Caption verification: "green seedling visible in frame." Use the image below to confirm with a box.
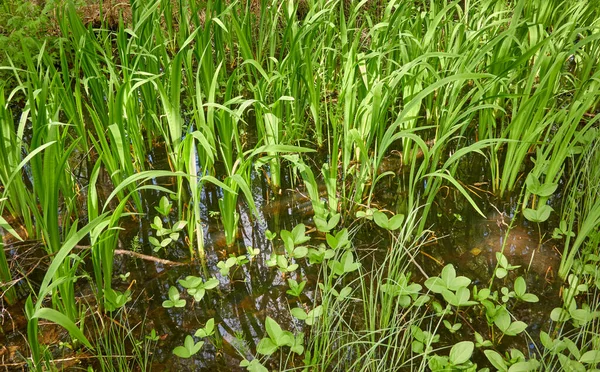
[411,325,440,354]
[500,286,515,303]
[280,224,311,259]
[217,255,248,276]
[239,359,268,372]
[286,279,306,297]
[425,264,472,294]
[246,246,260,259]
[155,196,172,216]
[314,212,341,233]
[493,308,528,337]
[380,275,422,308]
[104,288,131,311]
[484,349,540,372]
[425,264,477,307]
[267,254,298,273]
[355,208,375,220]
[325,229,350,250]
[373,211,405,231]
[291,305,323,326]
[474,332,493,348]
[307,244,335,264]
[552,220,575,239]
[173,335,204,358]
[428,341,476,371]
[146,329,160,342]
[443,320,462,333]
[329,285,353,300]
[513,277,539,303]
[149,216,187,252]
[178,276,219,302]
[473,286,491,302]
[265,230,277,241]
[494,252,521,279]
[163,286,186,308]
[328,251,360,277]
[256,317,303,356]
[194,318,215,338]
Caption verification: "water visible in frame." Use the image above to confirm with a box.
[1,153,566,371]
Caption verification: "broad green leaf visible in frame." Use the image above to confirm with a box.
[449,341,473,365]
[550,307,570,322]
[291,308,308,320]
[256,338,278,355]
[508,360,540,372]
[514,277,526,297]
[168,286,180,301]
[424,277,446,293]
[496,267,508,279]
[373,211,389,229]
[203,278,220,289]
[33,308,93,350]
[484,350,508,372]
[173,346,191,358]
[580,350,600,364]
[506,321,527,335]
[265,317,283,342]
[388,213,405,230]
[523,205,553,223]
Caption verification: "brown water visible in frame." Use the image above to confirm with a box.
[1,158,565,371]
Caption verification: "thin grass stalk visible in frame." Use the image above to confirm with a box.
[0,236,17,305]
[0,87,35,236]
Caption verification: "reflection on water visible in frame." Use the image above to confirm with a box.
[2,159,566,371]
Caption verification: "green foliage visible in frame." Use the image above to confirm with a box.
[178,276,219,302]
[149,197,187,252]
[256,317,303,356]
[1,0,599,370]
[373,211,405,231]
[194,318,215,338]
[172,335,204,359]
[286,278,306,297]
[428,341,476,371]
[290,305,323,326]
[162,287,186,309]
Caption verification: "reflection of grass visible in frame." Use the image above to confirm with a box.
[232,330,251,360]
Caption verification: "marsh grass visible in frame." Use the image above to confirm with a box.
[0,0,599,370]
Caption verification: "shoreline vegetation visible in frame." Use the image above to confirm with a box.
[1,0,599,371]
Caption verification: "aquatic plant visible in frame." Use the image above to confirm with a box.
[0,0,599,370]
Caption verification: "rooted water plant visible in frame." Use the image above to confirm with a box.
[1,0,599,370]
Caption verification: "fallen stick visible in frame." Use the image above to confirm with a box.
[113,249,188,266]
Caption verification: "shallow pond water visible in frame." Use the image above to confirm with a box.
[1,154,566,371]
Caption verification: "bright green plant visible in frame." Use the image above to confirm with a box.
[427,341,476,371]
[280,223,310,259]
[217,255,248,277]
[484,349,540,372]
[162,287,186,309]
[256,316,304,356]
[173,335,204,359]
[286,278,306,297]
[178,276,219,302]
[291,305,323,326]
[150,196,188,252]
[194,318,215,338]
